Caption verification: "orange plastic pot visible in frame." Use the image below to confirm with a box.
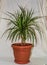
[12,43,33,64]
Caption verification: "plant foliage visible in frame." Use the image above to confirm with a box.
[2,6,42,44]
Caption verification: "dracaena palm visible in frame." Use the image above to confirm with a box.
[3,6,42,45]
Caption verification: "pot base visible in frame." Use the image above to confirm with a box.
[14,60,30,64]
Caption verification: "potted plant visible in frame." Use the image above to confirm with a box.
[2,6,42,64]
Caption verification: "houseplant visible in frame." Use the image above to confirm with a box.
[2,6,42,64]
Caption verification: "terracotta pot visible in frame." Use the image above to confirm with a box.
[12,43,33,64]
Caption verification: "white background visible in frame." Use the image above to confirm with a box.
[0,0,47,59]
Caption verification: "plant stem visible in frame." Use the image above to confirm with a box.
[21,35,25,44]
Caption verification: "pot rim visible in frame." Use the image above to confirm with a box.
[11,43,34,48]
